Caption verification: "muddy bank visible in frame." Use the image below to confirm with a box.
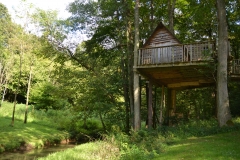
[0,143,76,160]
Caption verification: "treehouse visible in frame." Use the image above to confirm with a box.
[134,22,240,126]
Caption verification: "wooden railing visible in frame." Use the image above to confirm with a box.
[232,59,240,74]
[138,42,215,66]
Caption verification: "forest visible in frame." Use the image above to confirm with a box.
[1,0,240,159]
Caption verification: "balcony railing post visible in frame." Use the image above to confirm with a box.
[172,46,174,64]
[190,45,192,62]
[138,49,141,66]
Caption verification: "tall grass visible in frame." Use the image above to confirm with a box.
[38,141,120,160]
[0,101,75,130]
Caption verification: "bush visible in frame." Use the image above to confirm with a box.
[67,118,104,142]
[104,127,166,160]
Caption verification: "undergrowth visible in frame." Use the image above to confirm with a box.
[159,118,240,140]
[102,118,240,160]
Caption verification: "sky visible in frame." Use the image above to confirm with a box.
[0,0,75,19]
[1,0,88,46]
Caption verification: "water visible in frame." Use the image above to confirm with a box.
[0,144,76,160]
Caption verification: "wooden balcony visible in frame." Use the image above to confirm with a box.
[138,42,215,65]
[135,42,216,89]
[230,59,240,80]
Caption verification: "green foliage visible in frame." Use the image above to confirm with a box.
[104,127,166,160]
[176,88,215,121]
[159,118,240,139]
[30,82,71,110]
[31,108,74,131]
[120,144,149,160]
[229,82,240,116]
[67,118,104,142]
[0,3,12,48]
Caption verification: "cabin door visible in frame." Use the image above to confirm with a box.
[156,41,172,63]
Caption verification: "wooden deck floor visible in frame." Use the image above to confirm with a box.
[135,61,216,89]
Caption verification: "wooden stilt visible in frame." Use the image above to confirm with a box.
[148,81,153,129]
[159,85,164,126]
[167,89,176,125]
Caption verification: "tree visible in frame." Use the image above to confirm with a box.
[32,5,128,129]
[133,0,141,130]
[216,0,232,127]
[0,3,13,107]
[24,58,33,123]
[7,0,37,125]
[168,0,176,34]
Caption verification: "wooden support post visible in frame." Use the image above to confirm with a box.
[171,90,176,117]
[146,81,149,128]
[167,88,171,125]
[167,89,176,126]
[148,81,153,129]
[159,85,164,126]
[153,86,157,128]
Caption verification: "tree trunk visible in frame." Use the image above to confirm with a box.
[168,0,176,34]
[128,36,134,130]
[216,0,232,127]
[150,0,154,31]
[24,60,33,124]
[133,0,141,130]
[11,49,23,126]
[121,56,130,133]
[99,112,106,131]
[0,81,7,108]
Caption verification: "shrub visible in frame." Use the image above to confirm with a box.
[0,145,5,153]
[104,127,166,160]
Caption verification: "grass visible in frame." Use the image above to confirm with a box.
[0,102,69,153]
[154,131,240,160]
[37,131,240,160]
[37,141,120,160]
[36,118,240,160]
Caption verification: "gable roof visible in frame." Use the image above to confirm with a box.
[143,22,181,48]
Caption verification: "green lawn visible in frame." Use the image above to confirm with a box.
[154,131,240,160]
[0,102,69,153]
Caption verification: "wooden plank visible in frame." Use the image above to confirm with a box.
[167,81,200,88]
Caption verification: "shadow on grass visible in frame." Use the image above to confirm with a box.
[155,131,240,160]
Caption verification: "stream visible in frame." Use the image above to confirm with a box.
[0,144,76,160]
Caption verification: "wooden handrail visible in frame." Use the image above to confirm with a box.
[232,59,240,74]
[138,42,215,66]
[139,41,216,49]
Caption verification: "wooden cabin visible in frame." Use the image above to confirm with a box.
[134,22,240,126]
